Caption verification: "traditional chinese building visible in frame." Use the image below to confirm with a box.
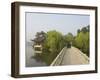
[32,31,46,54]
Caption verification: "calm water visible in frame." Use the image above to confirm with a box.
[25,42,47,67]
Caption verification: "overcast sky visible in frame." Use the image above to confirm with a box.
[25,12,89,42]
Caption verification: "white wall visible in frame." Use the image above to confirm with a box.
[0,0,100,80]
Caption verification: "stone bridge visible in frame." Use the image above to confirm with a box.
[50,46,89,66]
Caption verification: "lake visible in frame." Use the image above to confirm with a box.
[25,42,47,67]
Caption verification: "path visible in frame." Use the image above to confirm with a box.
[61,46,89,65]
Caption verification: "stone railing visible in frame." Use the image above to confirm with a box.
[50,47,67,66]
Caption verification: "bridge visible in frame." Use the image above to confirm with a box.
[50,46,89,66]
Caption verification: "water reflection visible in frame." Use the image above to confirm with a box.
[25,42,47,67]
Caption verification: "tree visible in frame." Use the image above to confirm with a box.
[74,26,89,56]
[81,27,88,33]
[87,25,90,32]
[77,29,80,34]
[46,30,65,53]
[33,31,46,45]
[41,30,65,64]
[64,33,74,43]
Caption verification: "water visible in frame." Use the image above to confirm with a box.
[25,42,47,67]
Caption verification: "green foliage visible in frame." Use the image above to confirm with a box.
[64,33,74,43]
[47,30,65,52]
[81,27,87,33]
[77,29,80,34]
[73,25,89,56]
[41,30,65,65]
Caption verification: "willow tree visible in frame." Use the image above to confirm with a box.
[41,30,65,65]
[74,25,89,56]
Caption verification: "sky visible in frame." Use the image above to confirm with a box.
[25,12,89,42]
